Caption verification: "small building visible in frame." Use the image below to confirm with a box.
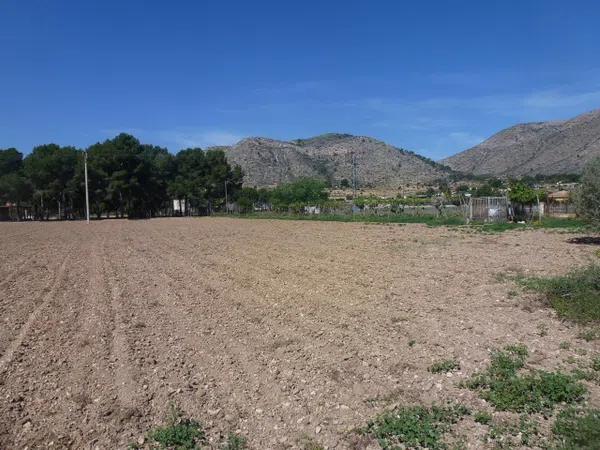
[547,190,571,203]
[546,190,576,218]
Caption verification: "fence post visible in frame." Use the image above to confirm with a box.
[469,197,473,223]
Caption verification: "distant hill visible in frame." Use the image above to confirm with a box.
[213,134,451,188]
[442,109,600,177]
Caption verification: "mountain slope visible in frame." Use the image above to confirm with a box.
[442,109,600,176]
[218,134,451,187]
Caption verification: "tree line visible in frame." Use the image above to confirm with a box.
[0,133,243,220]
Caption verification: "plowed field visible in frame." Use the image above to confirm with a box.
[0,218,598,449]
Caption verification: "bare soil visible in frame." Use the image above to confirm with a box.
[0,218,598,449]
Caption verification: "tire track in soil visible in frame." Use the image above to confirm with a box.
[131,222,385,445]
[146,221,393,364]
[0,254,40,290]
[123,224,311,443]
[99,224,143,417]
[0,246,73,374]
[143,221,467,428]
[124,227,275,403]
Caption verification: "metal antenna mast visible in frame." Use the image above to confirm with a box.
[84,151,90,223]
[351,151,358,199]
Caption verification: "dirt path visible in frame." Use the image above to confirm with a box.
[0,218,598,449]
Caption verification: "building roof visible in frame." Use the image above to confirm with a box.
[548,190,570,199]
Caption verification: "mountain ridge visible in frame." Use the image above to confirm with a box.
[212,134,451,188]
[441,109,600,177]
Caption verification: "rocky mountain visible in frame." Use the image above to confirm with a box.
[442,109,600,177]
[215,134,450,188]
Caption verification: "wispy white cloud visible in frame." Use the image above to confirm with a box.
[447,131,485,148]
[522,89,600,109]
[98,127,244,150]
[159,129,243,148]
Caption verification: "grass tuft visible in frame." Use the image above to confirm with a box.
[519,264,600,323]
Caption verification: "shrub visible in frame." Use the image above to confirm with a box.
[575,157,600,226]
[270,178,328,210]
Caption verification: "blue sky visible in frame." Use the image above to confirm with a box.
[1,1,600,159]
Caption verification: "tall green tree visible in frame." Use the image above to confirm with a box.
[23,144,80,219]
[0,148,23,175]
[576,157,600,226]
[270,178,328,211]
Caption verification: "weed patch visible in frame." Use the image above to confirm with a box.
[146,404,205,450]
[363,404,469,450]
[473,411,492,425]
[487,415,541,448]
[578,327,600,341]
[465,345,586,413]
[552,408,600,449]
[140,404,247,450]
[519,264,600,323]
[222,433,247,450]
[429,359,460,374]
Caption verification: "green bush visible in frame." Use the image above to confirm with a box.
[270,178,328,210]
[575,157,600,226]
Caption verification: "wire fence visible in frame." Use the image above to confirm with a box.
[467,197,509,223]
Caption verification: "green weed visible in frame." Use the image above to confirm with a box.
[488,415,541,448]
[578,327,600,341]
[222,433,247,450]
[147,404,205,450]
[363,404,469,450]
[552,408,600,449]
[473,411,492,425]
[465,345,586,413]
[429,359,460,374]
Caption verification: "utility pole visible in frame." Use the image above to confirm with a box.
[84,151,90,223]
[224,179,228,214]
[351,151,358,200]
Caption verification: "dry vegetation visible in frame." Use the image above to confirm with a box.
[0,218,599,449]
